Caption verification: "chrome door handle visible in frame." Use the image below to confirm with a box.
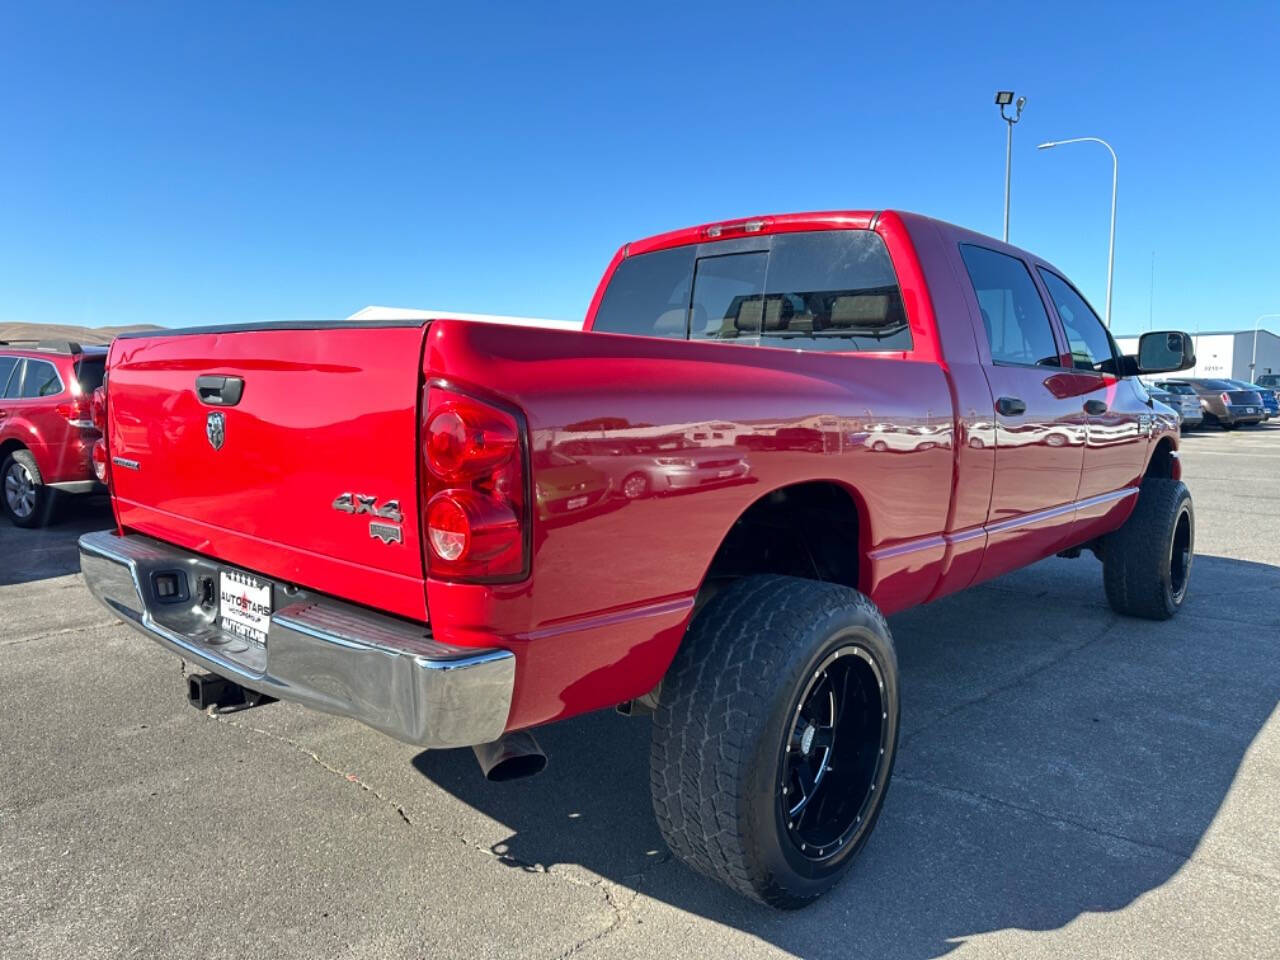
[1083,399,1108,415]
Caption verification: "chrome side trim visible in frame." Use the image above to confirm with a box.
[78,530,514,748]
[868,486,1140,560]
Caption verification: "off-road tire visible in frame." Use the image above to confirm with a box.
[1102,478,1193,620]
[2,449,53,528]
[650,575,900,908]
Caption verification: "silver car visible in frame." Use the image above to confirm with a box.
[1149,380,1204,429]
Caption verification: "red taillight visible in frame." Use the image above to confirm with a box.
[1220,392,1232,406]
[91,386,107,431]
[422,386,528,581]
[91,386,110,486]
[91,439,108,482]
[424,401,517,480]
[55,395,93,428]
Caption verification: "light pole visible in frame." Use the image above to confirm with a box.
[1038,136,1117,328]
[1251,314,1280,378]
[995,92,1026,242]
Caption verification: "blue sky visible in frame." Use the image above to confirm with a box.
[3,1,1277,337]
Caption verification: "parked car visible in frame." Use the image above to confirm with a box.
[1255,373,1280,391]
[531,448,611,520]
[1148,380,1205,428]
[1228,380,1279,420]
[555,435,751,499]
[1182,378,1266,429]
[0,339,106,527]
[79,210,1197,909]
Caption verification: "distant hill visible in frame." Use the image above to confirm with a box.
[0,321,165,346]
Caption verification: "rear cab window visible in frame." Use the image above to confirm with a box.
[759,231,911,351]
[592,230,912,353]
[592,247,695,339]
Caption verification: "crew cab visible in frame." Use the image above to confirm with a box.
[1,340,106,527]
[78,211,1197,908]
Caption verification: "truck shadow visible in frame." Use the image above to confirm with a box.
[412,552,1279,959]
[0,494,112,586]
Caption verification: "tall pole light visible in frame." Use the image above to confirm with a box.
[1038,136,1117,328]
[1251,314,1280,377]
[995,92,1026,242]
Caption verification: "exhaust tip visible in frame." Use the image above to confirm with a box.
[486,752,548,782]
[472,730,547,782]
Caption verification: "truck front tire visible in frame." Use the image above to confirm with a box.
[650,575,900,908]
[1102,478,1194,620]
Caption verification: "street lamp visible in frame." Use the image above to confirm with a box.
[1038,136,1117,328]
[995,91,1026,242]
[1251,314,1280,377]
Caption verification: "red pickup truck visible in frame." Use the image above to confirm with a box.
[79,210,1197,908]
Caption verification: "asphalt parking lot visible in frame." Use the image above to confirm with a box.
[3,427,1278,960]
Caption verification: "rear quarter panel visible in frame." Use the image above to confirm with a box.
[424,319,956,730]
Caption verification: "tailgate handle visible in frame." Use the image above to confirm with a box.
[196,375,245,406]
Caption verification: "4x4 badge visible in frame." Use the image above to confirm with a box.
[206,412,225,451]
[332,492,402,522]
[332,492,404,544]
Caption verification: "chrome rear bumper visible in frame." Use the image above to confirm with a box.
[78,530,514,748]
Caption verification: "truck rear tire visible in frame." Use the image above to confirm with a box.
[2,450,53,529]
[1102,478,1193,620]
[650,575,899,908]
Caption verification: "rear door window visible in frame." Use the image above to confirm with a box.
[592,246,695,338]
[761,230,911,351]
[689,252,768,341]
[959,245,1060,367]
[20,359,63,397]
[0,357,17,397]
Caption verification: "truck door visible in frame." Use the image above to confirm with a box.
[1036,268,1148,527]
[957,244,1086,581]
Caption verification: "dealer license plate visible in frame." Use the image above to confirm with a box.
[219,570,272,646]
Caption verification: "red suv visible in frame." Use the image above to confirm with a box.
[0,340,107,527]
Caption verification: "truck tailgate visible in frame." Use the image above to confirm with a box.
[105,325,429,621]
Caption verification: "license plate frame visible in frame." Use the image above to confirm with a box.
[219,569,273,647]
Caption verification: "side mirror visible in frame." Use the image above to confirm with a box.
[1135,331,1195,374]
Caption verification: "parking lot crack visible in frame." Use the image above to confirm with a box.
[546,875,644,960]
[1,620,117,647]
[204,711,656,910]
[208,712,420,828]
